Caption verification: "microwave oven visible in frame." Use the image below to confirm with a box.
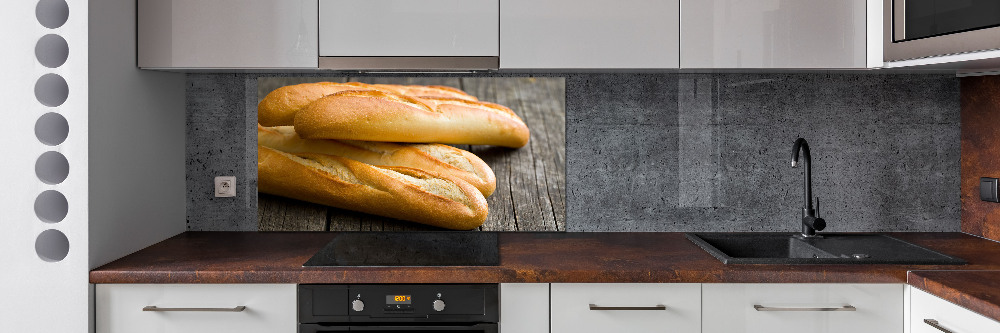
[884,0,1000,62]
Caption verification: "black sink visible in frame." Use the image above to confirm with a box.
[686,233,966,265]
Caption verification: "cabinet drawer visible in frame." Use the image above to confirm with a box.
[96,284,296,333]
[550,283,700,333]
[319,0,499,57]
[702,283,902,333]
[911,287,1000,333]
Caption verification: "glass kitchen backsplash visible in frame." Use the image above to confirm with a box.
[186,73,959,233]
[255,77,566,232]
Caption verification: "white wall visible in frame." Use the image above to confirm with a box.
[0,0,90,331]
[88,0,186,271]
[0,0,185,331]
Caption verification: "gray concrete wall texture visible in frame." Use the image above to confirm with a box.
[187,73,960,232]
[186,74,259,231]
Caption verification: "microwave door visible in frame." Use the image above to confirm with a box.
[884,0,1000,61]
[895,0,1000,42]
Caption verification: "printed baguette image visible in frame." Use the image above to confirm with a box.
[256,77,565,232]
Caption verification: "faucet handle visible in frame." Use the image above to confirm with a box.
[815,197,820,218]
[812,216,827,231]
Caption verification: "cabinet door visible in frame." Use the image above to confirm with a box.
[501,0,680,69]
[319,0,499,57]
[550,283,700,333]
[137,0,318,69]
[681,0,868,68]
[500,284,549,333]
[96,284,297,333]
[911,287,1000,333]
[702,284,902,333]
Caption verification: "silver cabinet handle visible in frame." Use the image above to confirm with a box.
[924,319,955,333]
[753,305,856,312]
[143,306,246,312]
[589,304,666,311]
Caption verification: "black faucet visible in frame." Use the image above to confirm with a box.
[791,138,826,238]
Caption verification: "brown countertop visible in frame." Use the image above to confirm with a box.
[908,270,1000,323]
[91,231,1000,284]
[91,232,1000,321]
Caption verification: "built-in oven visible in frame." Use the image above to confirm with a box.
[299,284,498,333]
[884,0,1000,61]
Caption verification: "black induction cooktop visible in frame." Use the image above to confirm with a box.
[303,232,500,267]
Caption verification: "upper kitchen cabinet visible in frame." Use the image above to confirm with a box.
[318,0,500,70]
[681,0,881,69]
[138,0,318,69]
[500,0,680,69]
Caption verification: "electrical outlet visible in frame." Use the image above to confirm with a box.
[981,177,999,202]
[215,176,236,198]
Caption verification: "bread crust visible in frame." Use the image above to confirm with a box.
[258,146,488,230]
[258,82,477,126]
[369,84,478,101]
[258,125,496,196]
[294,90,531,148]
[258,82,371,126]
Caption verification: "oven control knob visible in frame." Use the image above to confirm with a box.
[432,299,446,312]
[352,299,364,312]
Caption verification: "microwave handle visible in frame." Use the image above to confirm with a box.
[893,0,906,41]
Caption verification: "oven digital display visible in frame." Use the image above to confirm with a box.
[386,295,412,304]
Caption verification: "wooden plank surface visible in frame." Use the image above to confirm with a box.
[257,194,327,231]
[256,77,566,231]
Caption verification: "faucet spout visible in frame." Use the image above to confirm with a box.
[791,138,812,210]
[791,138,825,237]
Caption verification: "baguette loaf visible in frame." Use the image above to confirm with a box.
[258,82,477,126]
[258,124,496,196]
[294,90,531,148]
[369,84,478,101]
[258,145,488,230]
[258,82,370,126]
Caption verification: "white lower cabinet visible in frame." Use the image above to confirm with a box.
[96,282,1000,333]
[702,283,903,333]
[95,284,297,333]
[550,283,702,333]
[910,287,1000,333]
[500,283,549,333]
